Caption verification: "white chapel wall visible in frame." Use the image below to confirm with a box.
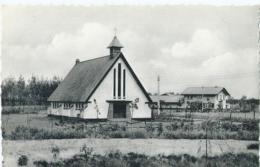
[82,57,151,119]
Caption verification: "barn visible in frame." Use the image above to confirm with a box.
[47,36,152,120]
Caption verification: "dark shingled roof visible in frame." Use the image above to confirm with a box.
[48,53,152,103]
[181,87,230,96]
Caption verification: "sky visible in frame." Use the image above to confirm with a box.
[1,5,259,98]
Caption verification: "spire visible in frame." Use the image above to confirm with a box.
[107,36,124,48]
[107,35,123,58]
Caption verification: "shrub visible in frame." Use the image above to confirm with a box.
[109,131,125,138]
[33,160,48,167]
[145,123,155,133]
[247,143,259,150]
[18,155,28,166]
[105,159,128,167]
[33,152,259,167]
[157,123,163,136]
[51,146,60,161]
[80,144,93,160]
[9,126,87,140]
[166,122,179,131]
[242,121,258,131]
[131,130,147,139]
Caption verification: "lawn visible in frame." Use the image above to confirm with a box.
[159,110,260,121]
[2,108,259,166]
[2,110,259,140]
[2,138,259,167]
[2,112,56,135]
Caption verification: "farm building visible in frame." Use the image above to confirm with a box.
[181,86,230,110]
[47,36,152,120]
[150,95,184,114]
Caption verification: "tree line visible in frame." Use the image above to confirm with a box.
[1,75,62,106]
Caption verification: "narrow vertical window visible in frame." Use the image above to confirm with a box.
[113,68,116,99]
[123,69,126,99]
[118,63,121,99]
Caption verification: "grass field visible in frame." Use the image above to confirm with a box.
[2,112,56,135]
[2,109,258,133]
[3,138,258,167]
[2,105,47,114]
[159,110,260,121]
[2,109,259,141]
[2,108,259,166]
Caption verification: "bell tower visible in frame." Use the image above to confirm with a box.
[107,35,123,58]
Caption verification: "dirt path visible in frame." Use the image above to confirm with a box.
[3,139,258,167]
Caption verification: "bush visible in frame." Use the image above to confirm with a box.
[8,126,86,140]
[163,130,206,139]
[157,123,163,136]
[80,144,93,160]
[242,121,259,131]
[2,107,21,114]
[33,152,259,167]
[51,146,60,161]
[18,155,28,166]
[247,143,259,150]
[109,131,126,138]
[33,160,48,167]
[131,130,147,139]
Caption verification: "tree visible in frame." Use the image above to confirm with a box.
[1,77,17,106]
[2,75,62,106]
[247,98,259,119]
[240,95,249,113]
[17,75,26,105]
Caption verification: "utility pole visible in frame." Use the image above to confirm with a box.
[157,75,160,96]
[202,86,204,112]
[157,75,160,116]
[206,121,208,167]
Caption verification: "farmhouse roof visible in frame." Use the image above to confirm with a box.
[48,53,152,103]
[107,36,123,48]
[181,87,230,96]
[150,95,184,103]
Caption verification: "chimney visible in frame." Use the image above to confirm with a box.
[75,58,80,65]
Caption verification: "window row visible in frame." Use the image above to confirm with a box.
[52,102,85,110]
[76,103,84,110]
[52,102,61,109]
[203,103,214,109]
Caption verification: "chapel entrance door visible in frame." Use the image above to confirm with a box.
[113,102,127,118]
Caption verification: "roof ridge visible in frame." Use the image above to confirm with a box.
[78,55,111,64]
[78,52,121,64]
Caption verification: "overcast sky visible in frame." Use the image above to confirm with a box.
[2,5,259,98]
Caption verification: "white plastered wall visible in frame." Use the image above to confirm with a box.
[82,57,151,119]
